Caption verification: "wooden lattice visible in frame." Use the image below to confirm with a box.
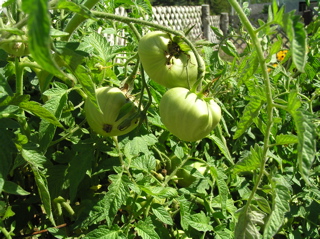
[229,14,290,49]
[152,6,203,40]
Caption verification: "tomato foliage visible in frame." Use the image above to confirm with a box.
[0,0,319,238]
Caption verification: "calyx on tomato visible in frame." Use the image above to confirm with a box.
[138,31,204,89]
[159,87,221,142]
[84,87,140,137]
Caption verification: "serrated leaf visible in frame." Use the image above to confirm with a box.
[140,186,178,199]
[39,86,68,152]
[22,0,66,79]
[131,155,156,171]
[135,217,160,239]
[151,204,173,225]
[177,195,193,230]
[291,109,316,184]
[291,17,307,72]
[18,101,64,128]
[3,181,30,195]
[31,166,55,226]
[173,145,184,160]
[210,167,228,216]
[233,145,262,174]
[233,97,263,139]
[263,182,290,238]
[105,174,132,226]
[189,211,214,232]
[235,206,265,239]
[83,32,117,64]
[74,65,100,113]
[255,197,271,214]
[21,148,48,168]
[275,134,298,145]
[209,135,233,164]
[124,136,151,160]
[84,226,126,239]
[56,0,94,19]
[74,173,132,228]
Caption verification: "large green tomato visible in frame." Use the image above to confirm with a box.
[159,87,221,141]
[138,31,204,89]
[84,87,139,137]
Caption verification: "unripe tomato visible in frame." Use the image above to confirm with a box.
[0,36,29,56]
[167,156,207,188]
[138,31,204,89]
[159,87,221,141]
[84,87,140,137]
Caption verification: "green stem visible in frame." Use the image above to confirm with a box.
[62,0,100,41]
[91,11,205,83]
[0,221,12,239]
[163,156,190,186]
[227,0,274,211]
[15,58,23,96]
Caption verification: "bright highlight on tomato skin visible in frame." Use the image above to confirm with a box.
[84,87,139,137]
[138,31,204,89]
[159,87,221,142]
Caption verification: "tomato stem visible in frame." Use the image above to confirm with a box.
[227,0,274,215]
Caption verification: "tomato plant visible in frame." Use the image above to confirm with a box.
[84,87,140,137]
[138,31,203,89]
[0,0,319,238]
[159,87,221,141]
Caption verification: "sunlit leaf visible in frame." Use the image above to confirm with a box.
[233,145,262,174]
[22,0,66,79]
[135,217,160,239]
[233,97,263,139]
[151,204,173,225]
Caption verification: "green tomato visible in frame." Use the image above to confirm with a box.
[159,87,221,141]
[0,36,29,56]
[138,31,204,89]
[167,156,207,188]
[84,87,139,137]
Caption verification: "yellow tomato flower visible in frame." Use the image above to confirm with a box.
[276,50,288,61]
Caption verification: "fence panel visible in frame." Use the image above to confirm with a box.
[152,6,203,40]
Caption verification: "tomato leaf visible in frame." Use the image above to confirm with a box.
[151,204,173,225]
[275,134,298,145]
[39,86,68,153]
[235,206,266,239]
[134,217,160,239]
[56,0,95,19]
[233,145,262,174]
[263,178,291,239]
[233,97,263,140]
[3,181,30,195]
[291,109,316,185]
[18,101,64,128]
[22,0,66,79]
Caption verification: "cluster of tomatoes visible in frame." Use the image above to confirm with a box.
[138,31,221,142]
[85,31,221,142]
